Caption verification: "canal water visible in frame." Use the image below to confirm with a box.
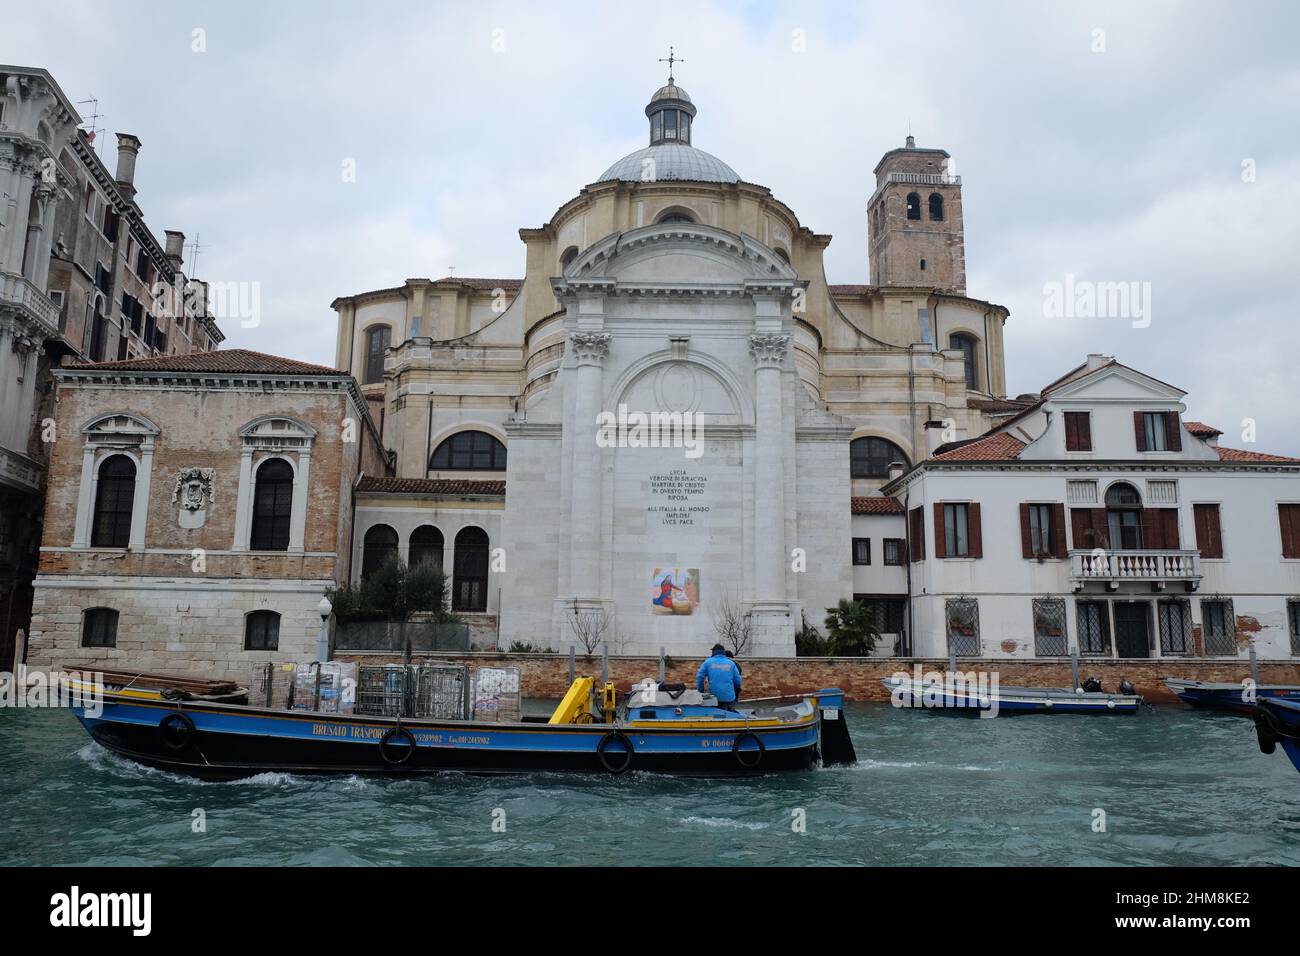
[2,703,1297,866]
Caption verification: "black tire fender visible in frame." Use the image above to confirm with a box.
[732,730,765,769]
[379,727,417,766]
[159,711,196,750]
[597,731,634,773]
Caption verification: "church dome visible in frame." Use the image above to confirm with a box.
[597,143,739,184]
[595,72,739,185]
[649,82,692,105]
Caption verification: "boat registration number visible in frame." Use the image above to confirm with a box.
[823,708,839,720]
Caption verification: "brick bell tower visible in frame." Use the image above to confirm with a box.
[867,135,966,293]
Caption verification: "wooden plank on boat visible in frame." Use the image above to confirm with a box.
[91,668,242,696]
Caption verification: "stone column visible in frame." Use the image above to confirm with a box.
[72,444,97,548]
[128,437,154,551]
[231,446,255,551]
[567,330,610,599]
[289,448,311,553]
[749,333,790,601]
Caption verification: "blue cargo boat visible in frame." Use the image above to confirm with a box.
[63,673,855,780]
[1165,678,1300,715]
[1253,697,1300,776]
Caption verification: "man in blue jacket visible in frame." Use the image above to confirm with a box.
[696,644,742,710]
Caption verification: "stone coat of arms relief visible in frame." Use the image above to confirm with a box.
[172,468,215,529]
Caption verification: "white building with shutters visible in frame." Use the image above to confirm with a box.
[880,355,1300,661]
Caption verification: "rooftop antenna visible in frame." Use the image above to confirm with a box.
[658,46,684,84]
[186,233,204,276]
[446,266,456,276]
[76,97,105,155]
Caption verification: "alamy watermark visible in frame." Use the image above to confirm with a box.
[1043,274,1151,328]
[1,667,104,718]
[595,404,704,459]
[888,664,1002,718]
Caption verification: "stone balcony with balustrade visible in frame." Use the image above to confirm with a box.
[1068,549,1202,592]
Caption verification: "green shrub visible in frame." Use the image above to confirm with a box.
[328,556,458,624]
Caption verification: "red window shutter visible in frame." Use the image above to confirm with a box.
[1092,508,1111,549]
[933,502,947,559]
[1161,508,1180,549]
[968,503,983,558]
[1141,509,1164,550]
[1064,412,1092,452]
[1070,508,1093,550]
[1194,504,1222,558]
[1281,504,1300,559]
[1019,503,1033,558]
[1134,411,1147,451]
[909,506,926,561]
[1166,412,1182,451]
[1051,503,1067,559]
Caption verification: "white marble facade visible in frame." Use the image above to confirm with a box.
[501,225,853,655]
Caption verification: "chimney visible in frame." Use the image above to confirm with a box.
[888,461,906,481]
[1085,353,1113,371]
[164,230,185,272]
[114,133,142,201]
[905,134,915,148]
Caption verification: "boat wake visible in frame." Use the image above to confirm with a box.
[822,758,998,773]
[679,816,770,831]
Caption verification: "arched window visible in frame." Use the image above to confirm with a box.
[906,192,921,220]
[409,525,444,570]
[560,246,579,270]
[453,526,489,612]
[91,455,136,548]
[250,458,294,551]
[950,333,979,390]
[364,325,391,385]
[361,524,399,579]
[929,192,944,221]
[429,431,507,471]
[656,211,696,224]
[850,437,910,479]
[774,248,791,264]
[919,258,927,271]
[1105,482,1144,550]
[244,610,281,651]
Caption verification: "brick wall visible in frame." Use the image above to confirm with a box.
[333,651,1300,703]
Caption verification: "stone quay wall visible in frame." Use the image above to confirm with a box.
[332,651,1300,703]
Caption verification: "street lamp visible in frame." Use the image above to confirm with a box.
[315,595,332,662]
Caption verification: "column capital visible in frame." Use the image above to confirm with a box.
[569,330,611,367]
[749,333,790,370]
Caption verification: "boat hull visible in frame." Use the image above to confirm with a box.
[1254,697,1300,776]
[1166,678,1300,715]
[71,694,825,780]
[881,677,1142,716]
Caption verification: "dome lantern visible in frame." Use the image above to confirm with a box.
[647,47,696,146]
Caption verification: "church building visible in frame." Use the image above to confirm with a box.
[331,75,1017,656]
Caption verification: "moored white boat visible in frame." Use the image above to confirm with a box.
[882,674,1143,716]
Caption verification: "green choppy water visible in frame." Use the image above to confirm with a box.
[1,703,1297,866]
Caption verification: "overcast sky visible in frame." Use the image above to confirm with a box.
[9,0,1299,453]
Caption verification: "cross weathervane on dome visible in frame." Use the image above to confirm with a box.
[658,46,684,83]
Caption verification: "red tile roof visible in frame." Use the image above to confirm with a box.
[1184,420,1223,437]
[70,348,345,376]
[357,477,506,496]
[433,277,522,292]
[828,284,877,296]
[931,433,1027,462]
[851,496,905,515]
[1214,447,1300,463]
